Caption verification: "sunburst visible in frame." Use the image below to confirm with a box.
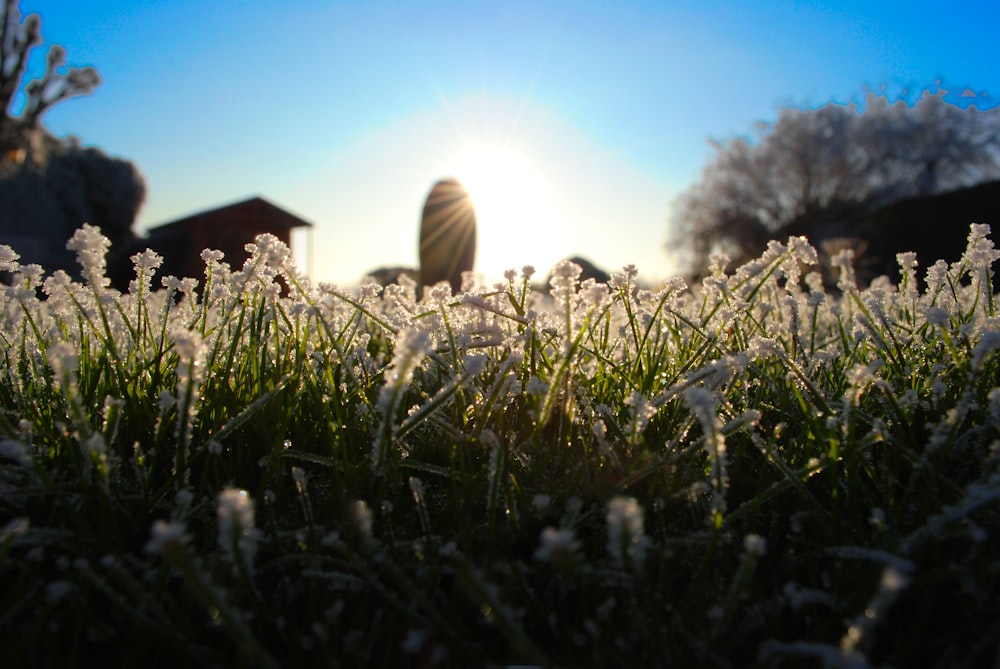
[445,138,564,281]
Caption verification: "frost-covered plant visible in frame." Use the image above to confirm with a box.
[0,223,998,668]
[217,487,259,574]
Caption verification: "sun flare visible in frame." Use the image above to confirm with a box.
[448,141,567,281]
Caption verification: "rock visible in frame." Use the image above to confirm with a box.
[364,265,418,287]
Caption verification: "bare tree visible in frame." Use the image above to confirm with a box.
[2,0,100,139]
[0,0,39,137]
[667,86,1000,280]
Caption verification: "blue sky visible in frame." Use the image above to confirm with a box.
[15,0,1000,284]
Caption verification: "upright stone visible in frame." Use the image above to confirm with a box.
[419,178,476,294]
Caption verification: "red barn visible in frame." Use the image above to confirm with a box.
[144,196,313,280]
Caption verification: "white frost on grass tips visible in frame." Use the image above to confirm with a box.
[0,439,31,467]
[534,527,581,566]
[217,488,260,571]
[372,328,433,472]
[145,519,189,555]
[606,496,649,568]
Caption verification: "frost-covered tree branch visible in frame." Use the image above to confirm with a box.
[1,0,99,134]
[0,0,41,126]
[21,43,100,126]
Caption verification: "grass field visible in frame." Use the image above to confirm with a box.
[1,223,999,667]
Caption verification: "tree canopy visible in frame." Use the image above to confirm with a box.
[667,86,1000,281]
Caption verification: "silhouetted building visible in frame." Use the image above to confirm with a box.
[144,195,312,279]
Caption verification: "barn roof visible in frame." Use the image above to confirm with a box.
[147,195,313,232]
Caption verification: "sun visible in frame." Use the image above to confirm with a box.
[447,141,568,282]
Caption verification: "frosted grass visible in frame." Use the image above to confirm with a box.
[0,223,998,667]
